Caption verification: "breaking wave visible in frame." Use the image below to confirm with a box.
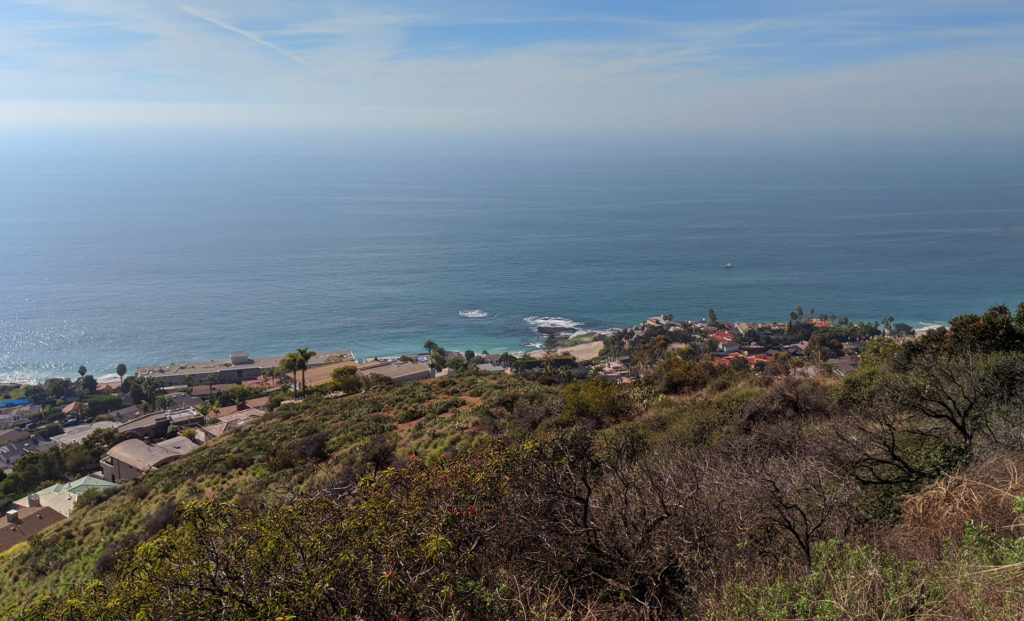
[523,316,583,330]
[458,309,490,318]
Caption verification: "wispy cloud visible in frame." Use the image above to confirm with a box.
[173,3,313,69]
[1,0,1022,134]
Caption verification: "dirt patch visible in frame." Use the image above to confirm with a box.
[396,418,420,431]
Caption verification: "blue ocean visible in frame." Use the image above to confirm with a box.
[2,132,1023,383]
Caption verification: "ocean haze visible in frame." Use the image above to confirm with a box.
[1,133,1023,382]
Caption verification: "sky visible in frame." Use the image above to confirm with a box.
[1,0,1023,134]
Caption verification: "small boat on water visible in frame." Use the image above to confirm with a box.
[725,263,734,268]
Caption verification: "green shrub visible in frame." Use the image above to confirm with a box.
[712,541,933,620]
[396,404,427,423]
[86,394,123,417]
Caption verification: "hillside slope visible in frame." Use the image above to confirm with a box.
[0,373,551,612]
[6,303,1024,619]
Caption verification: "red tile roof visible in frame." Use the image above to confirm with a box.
[709,330,736,343]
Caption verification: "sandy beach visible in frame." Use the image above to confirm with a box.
[555,340,604,362]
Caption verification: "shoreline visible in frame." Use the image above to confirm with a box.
[0,317,950,386]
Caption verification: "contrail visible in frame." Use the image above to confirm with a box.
[174,3,313,69]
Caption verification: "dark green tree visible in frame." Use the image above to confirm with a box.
[330,366,362,393]
[728,356,749,371]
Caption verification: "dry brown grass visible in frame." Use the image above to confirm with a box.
[901,454,1024,552]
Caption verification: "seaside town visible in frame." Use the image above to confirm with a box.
[0,308,906,553]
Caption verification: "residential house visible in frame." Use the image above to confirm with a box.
[106,405,144,423]
[196,407,264,443]
[0,403,40,428]
[719,341,741,354]
[213,395,270,417]
[51,421,119,447]
[358,360,432,383]
[96,379,123,392]
[118,406,204,439]
[99,437,198,483]
[14,476,119,517]
[712,353,748,367]
[709,330,737,345]
[167,392,203,409]
[0,437,55,471]
[0,429,29,447]
[594,360,630,383]
[1,506,65,553]
[475,363,508,374]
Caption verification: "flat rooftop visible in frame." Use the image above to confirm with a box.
[137,351,355,378]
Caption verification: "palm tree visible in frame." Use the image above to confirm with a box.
[278,354,299,394]
[205,374,218,401]
[116,363,127,383]
[423,340,438,354]
[294,348,316,393]
[78,365,87,379]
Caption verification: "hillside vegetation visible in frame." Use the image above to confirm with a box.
[6,304,1024,619]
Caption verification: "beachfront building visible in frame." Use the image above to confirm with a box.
[135,350,356,388]
[99,437,197,483]
[357,360,432,384]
